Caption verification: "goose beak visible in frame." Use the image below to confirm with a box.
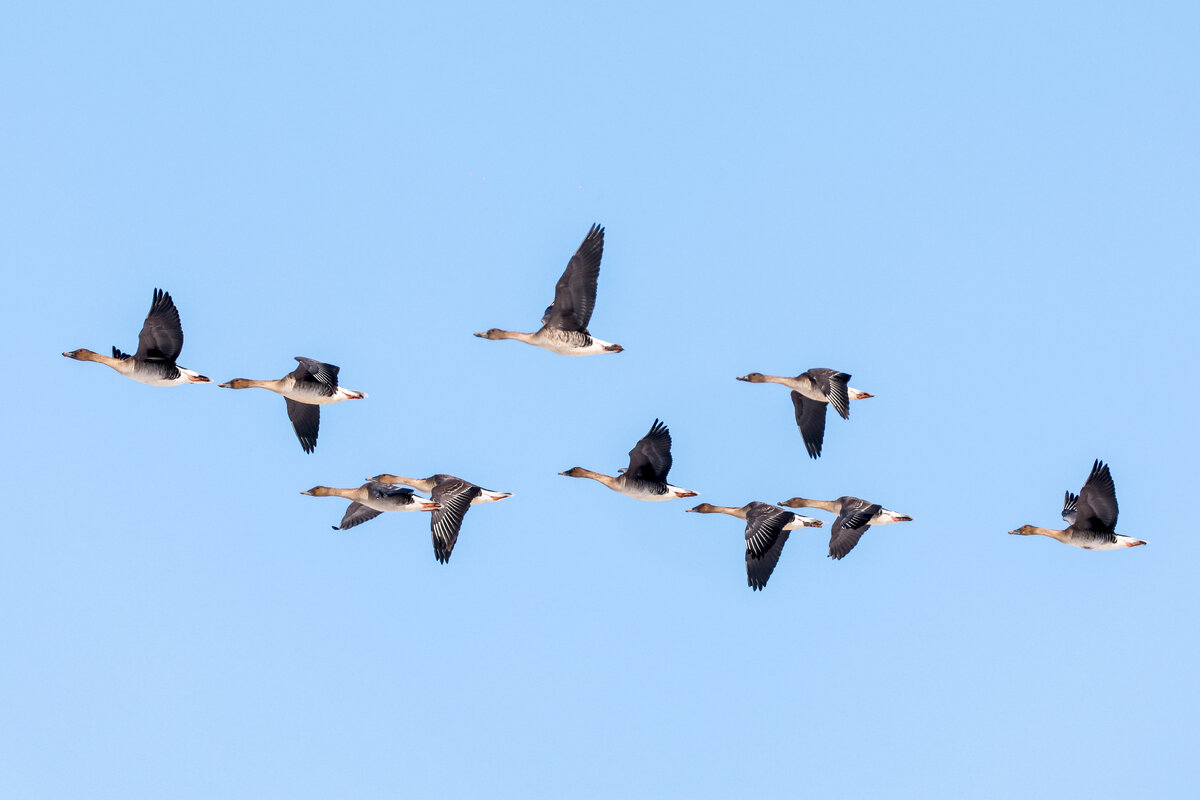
[300,490,314,496]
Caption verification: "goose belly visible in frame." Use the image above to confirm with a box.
[280,386,363,404]
[533,329,613,356]
[128,364,188,387]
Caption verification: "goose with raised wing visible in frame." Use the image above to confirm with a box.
[475,224,623,355]
[301,481,439,531]
[62,288,210,386]
[218,357,367,453]
[559,419,697,500]
[736,369,873,458]
[370,473,513,563]
[779,495,913,560]
[686,502,823,591]
[1009,460,1146,549]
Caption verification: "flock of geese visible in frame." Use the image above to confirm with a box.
[62,225,1147,590]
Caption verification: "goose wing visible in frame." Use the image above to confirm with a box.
[1061,491,1079,525]
[429,478,483,563]
[134,288,185,363]
[284,398,320,454]
[625,419,673,482]
[367,482,417,503]
[744,502,793,591]
[541,224,604,332]
[1074,460,1118,533]
[334,502,382,531]
[804,369,851,419]
[790,392,828,459]
[290,357,339,396]
[828,498,881,560]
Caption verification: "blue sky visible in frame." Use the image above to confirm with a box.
[3,1,1198,797]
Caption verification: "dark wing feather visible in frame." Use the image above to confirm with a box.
[828,499,881,560]
[334,502,382,531]
[135,288,185,363]
[541,224,604,332]
[791,392,828,459]
[429,478,482,564]
[1074,459,1119,533]
[806,369,851,420]
[284,398,320,454]
[290,357,339,396]
[367,482,416,502]
[744,503,793,591]
[1061,491,1079,525]
[625,419,673,482]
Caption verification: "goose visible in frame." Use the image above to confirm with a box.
[474,224,623,355]
[686,502,823,590]
[559,419,698,500]
[62,288,210,386]
[736,369,873,458]
[1009,460,1146,549]
[369,473,513,563]
[301,482,439,530]
[779,496,913,560]
[218,357,366,453]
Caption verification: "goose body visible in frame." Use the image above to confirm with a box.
[779,496,913,560]
[737,369,873,458]
[1009,460,1146,550]
[686,502,822,590]
[63,288,210,386]
[475,224,623,356]
[301,482,439,531]
[370,473,513,563]
[559,419,698,501]
[219,357,366,453]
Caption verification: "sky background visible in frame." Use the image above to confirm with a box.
[2,1,1197,797]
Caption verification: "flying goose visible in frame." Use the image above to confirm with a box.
[301,482,439,530]
[62,288,210,386]
[559,419,698,500]
[474,224,623,355]
[686,502,823,590]
[218,357,367,453]
[369,473,513,563]
[736,369,873,458]
[779,496,913,560]
[1009,460,1146,549]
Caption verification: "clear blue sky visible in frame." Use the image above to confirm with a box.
[3,2,1197,797]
